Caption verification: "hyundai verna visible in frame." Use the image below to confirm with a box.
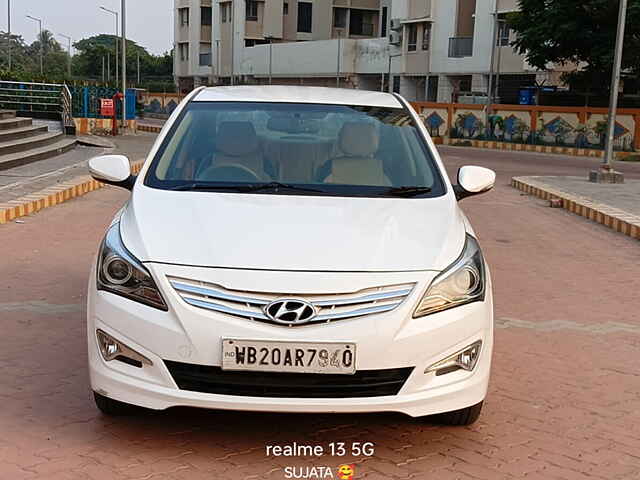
[87,86,496,425]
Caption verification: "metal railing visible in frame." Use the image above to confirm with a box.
[0,80,74,132]
[61,85,73,131]
[448,36,473,57]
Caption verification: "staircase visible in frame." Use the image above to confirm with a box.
[0,110,77,171]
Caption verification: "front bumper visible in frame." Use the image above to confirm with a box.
[88,264,493,418]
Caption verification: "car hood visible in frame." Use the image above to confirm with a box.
[120,187,466,272]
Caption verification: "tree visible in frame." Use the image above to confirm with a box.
[0,33,38,73]
[29,30,69,77]
[509,0,640,90]
[73,34,173,86]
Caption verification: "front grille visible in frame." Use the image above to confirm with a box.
[165,360,414,398]
[168,277,415,327]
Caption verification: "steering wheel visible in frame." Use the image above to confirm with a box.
[198,164,261,183]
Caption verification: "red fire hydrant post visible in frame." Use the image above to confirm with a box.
[112,92,124,136]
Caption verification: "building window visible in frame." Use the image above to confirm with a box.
[199,43,212,66]
[422,23,431,50]
[349,9,376,36]
[407,24,417,51]
[283,2,289,15]
[381,7,388,37]
[201,7,212,26]
[178,8,189,26]
[497,20,511,46]
[333,8,347,28]
[179,42,189,61]
[297,2,312,33]
[246,0,258,21]
[220,3,230,23]
[245,39,269,47]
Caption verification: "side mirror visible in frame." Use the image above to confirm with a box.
[88,155,136,190]
[454,166,495,201]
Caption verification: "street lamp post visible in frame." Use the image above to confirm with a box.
[264,35,275,84]
[215,39,220,82]
[230,0,235,85]
[26,15,43,75]
[121,0,127,131]
[58,33,72,77]
[486,9,499,137]
[100,6,119,88]
[336,32,342,88]
[602,0,628,172]
[7,0,11,71]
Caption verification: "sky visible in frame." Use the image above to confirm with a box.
[6,0,174,55]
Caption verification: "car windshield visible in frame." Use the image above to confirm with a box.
[145,101,446,198]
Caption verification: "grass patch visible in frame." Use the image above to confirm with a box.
[619,154,640,162]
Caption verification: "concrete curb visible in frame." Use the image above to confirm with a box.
[0,161,143,225]
[138,124,163,134]
[439,138,635,159]
[512,176,640,241]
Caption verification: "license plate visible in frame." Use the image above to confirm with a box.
[221,339,356,374]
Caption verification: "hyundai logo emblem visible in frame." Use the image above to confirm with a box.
[264,299,317,324]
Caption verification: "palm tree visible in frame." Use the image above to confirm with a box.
[28,29,61,60]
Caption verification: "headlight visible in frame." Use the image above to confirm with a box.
[97,223,168,311]
[414,234,486,318]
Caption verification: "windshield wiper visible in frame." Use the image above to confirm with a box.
[168,183,252,192]
[384,186,433,197]
[241,182,324,193]
[168,182,324,193]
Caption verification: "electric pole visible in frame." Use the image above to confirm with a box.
[602,0,627,170]
[58,33,72,77]
[121,0,127,131]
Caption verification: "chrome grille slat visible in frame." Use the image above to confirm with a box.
[172,281,270,306]
[169,278,415,327]
[183,297,269,320]
[312,288,413,307]
[314,303,401,322]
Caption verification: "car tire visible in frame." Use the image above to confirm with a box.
[93,391,139,416]
[429,401,484,426]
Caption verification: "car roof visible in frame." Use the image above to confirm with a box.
[193,85,403,109]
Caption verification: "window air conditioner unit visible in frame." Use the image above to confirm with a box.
[389,31,402,45]
[390,18,402,31]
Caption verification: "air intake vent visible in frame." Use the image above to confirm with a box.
[165,361,414,398]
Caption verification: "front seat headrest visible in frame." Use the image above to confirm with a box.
[338,122,380,157]
[217,121,260,156]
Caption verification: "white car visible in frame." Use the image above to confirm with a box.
[87,86,495,425]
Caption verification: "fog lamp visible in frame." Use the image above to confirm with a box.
[425,340,482,376]
[96,330,152,367]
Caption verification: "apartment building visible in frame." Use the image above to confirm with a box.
[173,0,555,102]
[174,0,390,91]
[174,0,215,91]
[390,0,553,103]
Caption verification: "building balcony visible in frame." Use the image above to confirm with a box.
[448,36,473,58]
[351,22,375,37]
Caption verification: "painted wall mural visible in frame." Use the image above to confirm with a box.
[414,103,638,152]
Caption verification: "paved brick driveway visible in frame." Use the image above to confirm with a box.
[1,147,639,480]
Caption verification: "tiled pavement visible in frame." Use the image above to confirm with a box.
[0,146,639,479]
